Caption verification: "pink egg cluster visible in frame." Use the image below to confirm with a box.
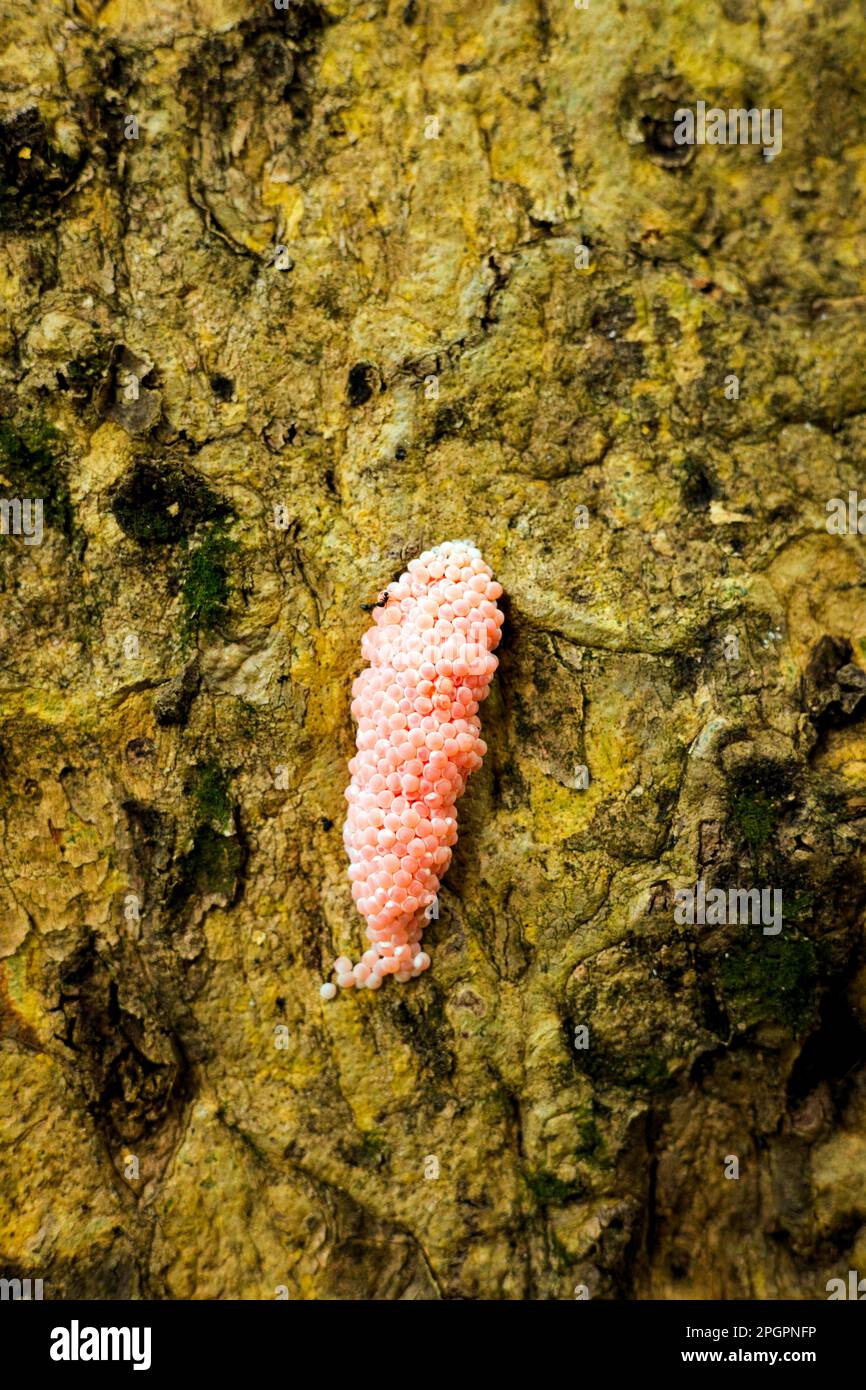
[321,541,503,999]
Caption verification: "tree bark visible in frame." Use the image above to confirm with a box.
[1,0,865,1300]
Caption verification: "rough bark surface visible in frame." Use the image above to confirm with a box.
[1,0,865,1300]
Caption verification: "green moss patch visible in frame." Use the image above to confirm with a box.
[186,762,233,830]
[523,1167,585,1207]
[0,413,72,537]
[574,1111,607,1163]
[716,934,819,1034]
[727,760,794,863]
[179,523,238,641]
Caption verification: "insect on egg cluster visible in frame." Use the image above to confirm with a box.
[321,541,503,999]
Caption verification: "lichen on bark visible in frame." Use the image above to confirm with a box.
[0,0,865,1301]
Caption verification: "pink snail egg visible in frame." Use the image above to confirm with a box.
[324,541,502,997]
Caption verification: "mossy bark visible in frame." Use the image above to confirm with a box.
[1,0,865,1300]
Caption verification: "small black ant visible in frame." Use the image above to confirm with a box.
[361,553,413,612]
[360,592,388,613]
